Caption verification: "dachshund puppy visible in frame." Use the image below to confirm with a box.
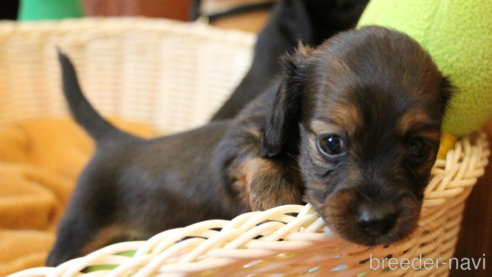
[47,26,452,266]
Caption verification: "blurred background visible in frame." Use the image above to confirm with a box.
[0,0,271,33]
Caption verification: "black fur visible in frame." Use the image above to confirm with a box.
[211,0,370,120]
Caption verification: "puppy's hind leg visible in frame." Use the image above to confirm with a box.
[46,208,115,266]
[46,168,122,266]
[235,157,304,212]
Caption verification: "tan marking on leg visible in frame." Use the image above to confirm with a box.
[81,225,127,256]
[232,157,303,211]
[232,157,265,210]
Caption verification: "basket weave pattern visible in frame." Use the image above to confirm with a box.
[1,19,489,277]
[0,18,255,133]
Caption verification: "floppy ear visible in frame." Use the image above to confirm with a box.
[439,76,455,115]
[261,45,312,158]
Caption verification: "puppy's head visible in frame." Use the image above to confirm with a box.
[262,26,453,245]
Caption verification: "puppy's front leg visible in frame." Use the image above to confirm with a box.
[234,157,304,211]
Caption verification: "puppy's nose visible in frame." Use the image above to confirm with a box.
[356,209,398,237]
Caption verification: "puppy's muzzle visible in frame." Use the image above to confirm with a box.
[324,180,421,246]
[356,202,400,238]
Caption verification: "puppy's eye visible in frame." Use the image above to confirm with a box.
[408,138,429,158]
[318,135,346,156]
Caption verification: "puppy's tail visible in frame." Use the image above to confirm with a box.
[58,50,136,144]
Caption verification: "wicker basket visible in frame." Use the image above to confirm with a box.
[0,18,255,133]
[2,18,489,277]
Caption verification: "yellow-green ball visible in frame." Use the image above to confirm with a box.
[357,0,492,137]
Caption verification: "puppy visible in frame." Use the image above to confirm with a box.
[48,26,452,266]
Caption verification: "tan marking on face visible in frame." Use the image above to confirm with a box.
[399,110,430,134]
[325,189,356,233]
[399,110,440,141]
[421,130,440,143]
[310,120,340,135]
[311,103,361,136]
[327,189,354,217]
[331,104,361,134]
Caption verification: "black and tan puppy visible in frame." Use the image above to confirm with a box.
[47,26,452,266]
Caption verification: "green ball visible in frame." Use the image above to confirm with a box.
[357,0,492,137]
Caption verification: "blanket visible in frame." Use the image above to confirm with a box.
[0,117,156,276]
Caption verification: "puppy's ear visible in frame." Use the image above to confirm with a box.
[439,76,455,115]
[261,45,313,158]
